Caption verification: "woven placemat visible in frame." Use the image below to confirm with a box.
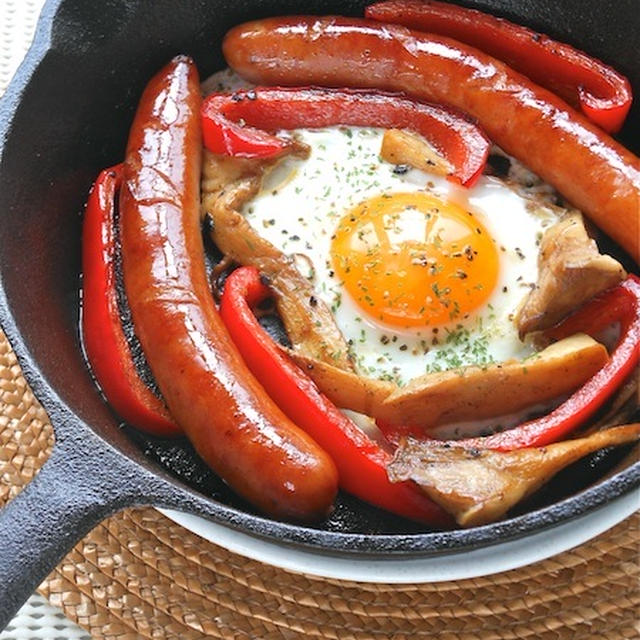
[1,331,639,638]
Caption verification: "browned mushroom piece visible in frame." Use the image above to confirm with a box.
[286,334,609,429]
[380,128,453,178]
[375,333,608,428]
[283,348,396,415]
[517,213,626,337]
[201,149,355,371]
[388,423,640,527]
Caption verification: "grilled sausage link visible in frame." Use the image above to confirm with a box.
[223,16,640,263]
[119,55,338,521]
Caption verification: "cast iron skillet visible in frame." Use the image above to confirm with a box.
[0,0,638,627]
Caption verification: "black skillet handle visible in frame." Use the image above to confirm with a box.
[0,434,141,629]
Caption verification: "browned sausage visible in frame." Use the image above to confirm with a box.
[223,16,640,264]
[119,55,338,521]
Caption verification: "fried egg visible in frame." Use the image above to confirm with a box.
[205,69,563,386]
[242,126,559,385]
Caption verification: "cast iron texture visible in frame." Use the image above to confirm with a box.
[0,0,638,628]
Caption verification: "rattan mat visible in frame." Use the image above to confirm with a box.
[1,328,639,639]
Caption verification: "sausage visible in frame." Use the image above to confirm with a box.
[119,55,338,521]
[223,16,640,264]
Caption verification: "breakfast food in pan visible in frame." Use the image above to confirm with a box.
[82,1,639,527]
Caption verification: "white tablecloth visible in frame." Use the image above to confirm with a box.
[0,1,91,638]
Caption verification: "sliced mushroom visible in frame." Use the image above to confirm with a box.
[201,150,355,371]
[380,129,453,178]
[201,153,273,202]
[284,348,395,416]
[388,423,640,527]
[517,213,626,337]
[289,334,609,428]
[376,333,608,428]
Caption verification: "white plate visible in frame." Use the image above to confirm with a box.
[159,488,638,584]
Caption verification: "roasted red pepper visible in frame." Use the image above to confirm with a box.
[202,86,489,186]
[220,266,452,526]
[379,276,640,452]
[544,283,635,343]
[365,0,633,134]
[82,165,180,437]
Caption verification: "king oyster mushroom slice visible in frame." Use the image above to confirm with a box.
[285,334,608,429]
[375,333,608,428]
[201,149,355,372]
[388,423,640,527]
[591,372,640,480]
[517,212,626,337]
[380,129,453,178]
[282,348,396,417]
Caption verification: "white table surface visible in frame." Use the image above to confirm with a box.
[0,1,91,637]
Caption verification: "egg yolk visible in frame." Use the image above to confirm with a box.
[330,192,499,328]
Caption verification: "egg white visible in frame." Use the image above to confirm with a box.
[204,69,563,386]
[241,125,560,385]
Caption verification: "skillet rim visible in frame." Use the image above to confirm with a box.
[0,0,637,558]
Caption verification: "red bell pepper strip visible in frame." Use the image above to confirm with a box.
[365,0,633,134]
[82,165,181,437]
[378,275,640,452]
[202,86,489,187]
[219,265,452,526]
[544,284,634,343]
